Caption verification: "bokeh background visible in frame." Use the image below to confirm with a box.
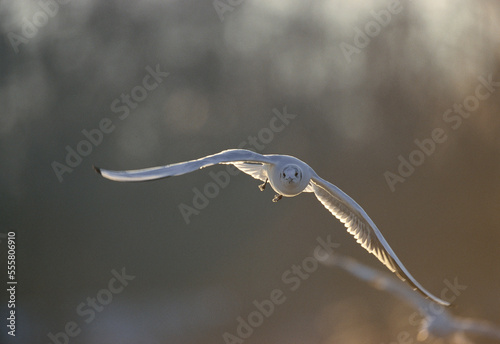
[1,0,500,343]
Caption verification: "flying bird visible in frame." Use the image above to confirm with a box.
[94,149,449,306]
[321,254,500,343]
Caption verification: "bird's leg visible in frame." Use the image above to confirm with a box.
[272,194,282,202]
[259,179,268,191]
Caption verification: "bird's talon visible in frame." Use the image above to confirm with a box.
[272,194,282,202]
[259,179,268,191]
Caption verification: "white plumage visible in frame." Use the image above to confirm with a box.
[94,149,449,306]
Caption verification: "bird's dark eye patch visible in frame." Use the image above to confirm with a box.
[295,172,298,177]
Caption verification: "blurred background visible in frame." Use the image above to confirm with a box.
[1,0,500,343]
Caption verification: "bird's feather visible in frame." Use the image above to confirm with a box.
[310,175,450,306]
[94,149,272,182]
[231,162,268,182]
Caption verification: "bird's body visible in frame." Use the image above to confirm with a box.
[94,149,449,306]
[263,155,312,197]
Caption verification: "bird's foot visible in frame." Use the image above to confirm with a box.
[272,194,282,202]
[259,179,268,191]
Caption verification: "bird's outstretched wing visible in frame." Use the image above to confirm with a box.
[310,175,450,306]
[231,162,268,182]
[94,149,272,182]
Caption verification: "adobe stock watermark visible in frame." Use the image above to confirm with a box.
[381,277,467,344]
[46,268,135,344]
[178,107,297,224]
[222,234,339,344]
[213,0,244,22]
[51,64,169,183]
[6,0,71,54]
[384,74,500,192]
[339,0,406,63]
[5,232,16,337]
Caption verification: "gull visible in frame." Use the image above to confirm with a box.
[321,254,500,343]
[94,149,449,306]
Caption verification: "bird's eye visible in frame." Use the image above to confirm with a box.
[295,172,298,177]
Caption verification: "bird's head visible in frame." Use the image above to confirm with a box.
[270,163,311,197]
[280,164,302,185]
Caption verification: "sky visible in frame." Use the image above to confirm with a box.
[1,0,500,343]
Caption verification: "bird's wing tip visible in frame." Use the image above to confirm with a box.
[408,284,452,307]
[427,294,451,307]
[438,300,451,307]
[93,165,102,175]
